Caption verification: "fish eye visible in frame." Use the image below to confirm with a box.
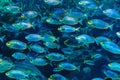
[20,14,25,18]
[46,18,51,22]
[64,40,68,45]
[103,10,106,13]
[5,72,9,76]
[30,59,33,63]
[108,63,111,67]
[57,28,61,30]
[6,42,11,46]
[88,21,92,24]
[45,55,49,59]
[78,2,83,5]
[50,75,55,78]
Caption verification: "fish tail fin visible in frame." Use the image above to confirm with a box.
[77,65,81,72]
[78,19,83,25]
[0,35,6,43]
[75,27,81,32]
[109,24,114,31]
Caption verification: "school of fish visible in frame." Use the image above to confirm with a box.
[0,0,120,80]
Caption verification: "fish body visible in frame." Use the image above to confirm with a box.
[61,47,74,55]
[50,8,65,20]
[61,16,78,25]
[2,24,19,32]
[46,17,62,25]
[44,42,59,49]
[30,57,48,66]
[103,69,119,79]
[42,34,57,42]
[21,11,38,19]
[56,62,80,71]
[44,0,62,6]
[29,44,45,53]
[4,6,20,14]
[58,25,80,33]
[66,9,85,19]
[91,53,102,60]
[48,74,67,80]
[12,22,33,30]
[91,77,104,80]
[46,52,65,61]
[64,38,82,48]
[25,34,42,42]
[12,52,26,60]
[0,58,14,73]
[78,0,98,10]
[75,34,94,46]
[84,60,95,66]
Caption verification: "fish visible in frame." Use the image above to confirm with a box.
[103,9,120,19]
[78,0,98,10]
[50,8,66,20]
[12,52,26,60]
[14,61,46,79]
[12,22,34,30]
[64,38,82,48]
[91,77,104,80]
[0,58,14,73]
[4,5,20,14]
[53,62,80,72]
[84,60,95,66]
[66,9,87,19]
[28,44,45,53]
[42,33,58,42]
[61,47,74,55]
[100,41,120,54]
[108,62,120,72]
[87,19,113,30]
[46,17,62,25]
[75,34,95,47]
[48,74,67,80]
[61,16,78,25]
[45,52,65,62]
[2,24,20,32]
[6,40,27,50]
[91,53,102,60]
[65,9,88,25]
[44,0,62,6]
[58,25,80,33]
[103,69,119,79]
[5,70,28,79]
[30,57,48,66]
[44,41,59,49]
[20,11,38,19]
[25,34,42,42]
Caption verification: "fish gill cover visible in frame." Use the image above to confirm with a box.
[0,0,120,80]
